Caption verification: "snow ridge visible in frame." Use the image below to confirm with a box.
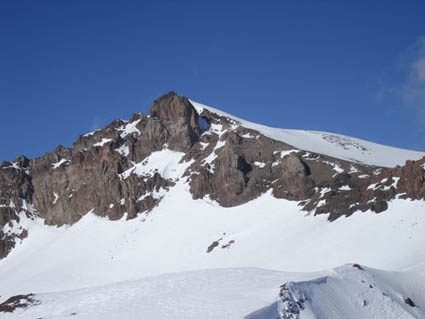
[190,100,425,167]
[276,265,425,319]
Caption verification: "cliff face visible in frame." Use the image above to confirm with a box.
[0,156,33,259]
[1,91,424,259]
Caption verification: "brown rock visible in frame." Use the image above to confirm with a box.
[149,91,202,151]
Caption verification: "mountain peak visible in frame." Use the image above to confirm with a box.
[150,91,197,123]
[148,91,203,152]
[1,92,424,261]
[1,93,425,319]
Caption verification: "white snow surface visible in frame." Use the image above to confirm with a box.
[3,266,425,319]
[5,190,424,288]
[115,143,129,156]
[117,119,141,138]
[93,138,112,147]
[190,100,425,167]
[0,268,303,319]
[119,148,188,180]
[52,192,59,205]
[51,158,70,169]
[276,265,425,319]
[1,174,425,318]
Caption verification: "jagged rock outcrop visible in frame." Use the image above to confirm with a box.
[0,156,33,259]
[0,91,424,259]
[27,92,202,226]
[188,126,317,206]
[0,92,203,257]
[278,282,304,319]
[309,157,425,220]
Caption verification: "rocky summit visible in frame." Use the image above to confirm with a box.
[1,91,425,260]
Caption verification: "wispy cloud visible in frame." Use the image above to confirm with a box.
[376,35,425,120]
[375,36,425,150]
[376,79,395,104]
[401,36,425,122]
[90,115,103,132]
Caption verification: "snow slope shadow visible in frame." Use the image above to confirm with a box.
[245,302,279,319]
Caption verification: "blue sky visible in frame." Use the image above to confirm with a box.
[1,0,425,161]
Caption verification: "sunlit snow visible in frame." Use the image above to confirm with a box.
[190,100,425,167]
[52,159,70,169]
[93,138,112,147]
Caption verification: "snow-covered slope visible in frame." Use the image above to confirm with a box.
[191,100,425,167]
[1,171,425,317]
[0,268,287,319]
[276,265,425,319]
[1,174,425,295]
[2,266,424,319]
[1,97,425,318]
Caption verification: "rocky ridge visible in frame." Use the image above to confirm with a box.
[1,91,424,259]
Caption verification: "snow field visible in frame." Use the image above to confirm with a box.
[1,178,424,300]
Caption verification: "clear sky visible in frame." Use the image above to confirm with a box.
[1,0,425,161]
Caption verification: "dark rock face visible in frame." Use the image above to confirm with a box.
[27,92,202,226]
[309,157,425,221]
[0,156,33,259]
[0,91,424,260]
[149,91,202,151]
[188,126,316,206]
